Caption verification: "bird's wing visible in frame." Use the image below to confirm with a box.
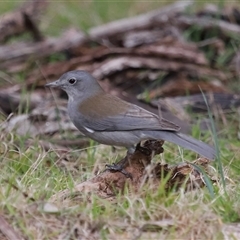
[78,94,181,132]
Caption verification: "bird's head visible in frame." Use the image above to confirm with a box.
[45,70,103,100]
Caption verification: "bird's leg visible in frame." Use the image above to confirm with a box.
[105,158,132,179]
[157,100,163,122]
[105,141,158,178]
[105,148,133,179]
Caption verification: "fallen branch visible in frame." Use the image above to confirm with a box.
[92,56,226,80]
[156,92,240,113]
[0,1,193,67]
[25,40,209,85]
[140,74,228,98]
[0,28,86,65]
[89,1,193,39]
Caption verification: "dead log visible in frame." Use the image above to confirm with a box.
[50,140,214,202]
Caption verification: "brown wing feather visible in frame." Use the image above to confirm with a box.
[79,93,180,132]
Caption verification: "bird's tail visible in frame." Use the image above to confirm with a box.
[143,131,216,160]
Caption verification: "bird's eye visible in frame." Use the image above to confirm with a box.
[68,78,76,85]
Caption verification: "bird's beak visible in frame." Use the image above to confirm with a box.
[45,80,60,88]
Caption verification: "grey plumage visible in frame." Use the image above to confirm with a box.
[45,70,216,160]
[142,131,215,159]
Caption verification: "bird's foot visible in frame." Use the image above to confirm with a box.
[105,161,132,179]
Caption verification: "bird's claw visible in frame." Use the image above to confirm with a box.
[105,163,132,179]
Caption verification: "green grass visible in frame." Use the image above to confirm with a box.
[0,0,240,239]
[1,117,239,238]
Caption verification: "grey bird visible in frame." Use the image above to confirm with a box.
[45,70,216,160]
